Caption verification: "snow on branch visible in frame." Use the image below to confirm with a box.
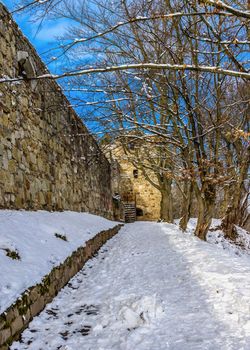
[199,0,250,19]
[50,11,233,54]
[11,0,52,14]
[1,63,250,84]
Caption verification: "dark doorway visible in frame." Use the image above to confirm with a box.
[136,207,144,217]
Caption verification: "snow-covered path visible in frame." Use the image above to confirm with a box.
[11,222,250,350]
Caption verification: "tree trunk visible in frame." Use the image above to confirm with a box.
[220,185,230,218]
[179,181,193,231]
[160,179,173,223]
[221,203,238,240]
[194,184,216,241]
[221,188,246,240]
[221,149,249,239]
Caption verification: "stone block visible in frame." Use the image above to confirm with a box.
[0,318,5,332]
[0,327,11,346]
[10,316,23,336]
[0,344,9,350]
[21,309,31,326]
[0,39,7,56]
[29,287,40,303]
[5,306,18,323]
[8,159,16,172]
[30,297,45,318]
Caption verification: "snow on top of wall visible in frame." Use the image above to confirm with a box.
[0,210,117,314]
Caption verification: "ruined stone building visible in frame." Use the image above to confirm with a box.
[108,142,161,222]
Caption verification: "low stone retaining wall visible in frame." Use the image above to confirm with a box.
[0,224,122,349]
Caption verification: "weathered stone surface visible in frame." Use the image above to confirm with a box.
[0,328,11,346]
[21,309,31,327]
[10,316,23,336]
[29,287,39,303]
[0,344,9,350]
[30,297,45,318]
[109,147,161,221]
[5,307,18,323]
[0,317,6,331]
[0,3,113,219]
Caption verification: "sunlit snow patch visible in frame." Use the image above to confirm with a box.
[96,294,164,332]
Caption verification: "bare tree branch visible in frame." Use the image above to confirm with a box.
[1,63,249,83]
[11,0,52,14]
[199,0,250,19]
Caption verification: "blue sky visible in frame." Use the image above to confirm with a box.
[0,0,108,132]
[1,0,71,73]
[0,0,98,129]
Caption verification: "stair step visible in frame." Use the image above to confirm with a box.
[123,201,136,223]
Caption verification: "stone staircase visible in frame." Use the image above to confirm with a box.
[124,202,136,223]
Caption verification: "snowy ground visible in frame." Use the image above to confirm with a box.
[11,222,250,350]
[186,218,250,257]
[0,210,117,314]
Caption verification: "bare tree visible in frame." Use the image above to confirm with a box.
[4,0,249,239]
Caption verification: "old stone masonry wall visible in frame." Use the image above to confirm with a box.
[0,4,113,218]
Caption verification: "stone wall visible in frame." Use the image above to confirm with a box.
[0,224,122,349]
[0,4,112,218]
